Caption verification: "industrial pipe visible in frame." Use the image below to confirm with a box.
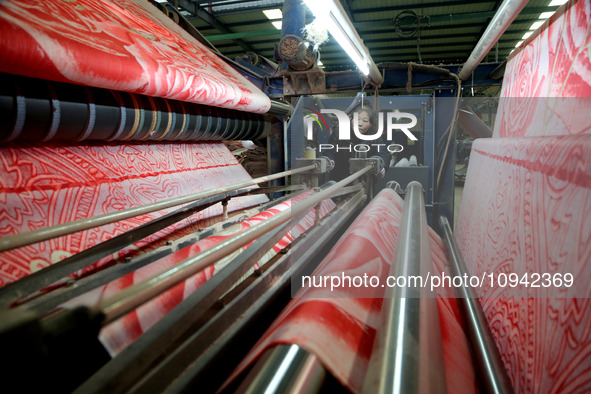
[237,345,326,394]
[457,106,493,139]
[363,182,447,394]
[0,165,317,254]
[99,165,373,324]
[457,0,529,81]
[268,99,294,116]
[438,216,514,394]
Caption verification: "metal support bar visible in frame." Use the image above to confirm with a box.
[438,216,514,394]
[75,188,365,394]
[99,165,373,324]
[0,183,309,307]
[458,0,529,81]
[73,215,301,394]
[16,188,308,316]
[1,195,221,307]
[0,165,317,253]
[134,190,366,394]
[238,345,326,394]
[457,106,493,138]
[268,99,294,116]
[363,182,447,394]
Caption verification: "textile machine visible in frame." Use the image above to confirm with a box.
[1,0,590,393]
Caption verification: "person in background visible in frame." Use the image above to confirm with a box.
[326,104,389,182]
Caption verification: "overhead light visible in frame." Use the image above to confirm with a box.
[302,0,371,75]
[263,9,283,20]
[272,21,282,30]
[522,31,533,40]
[539,11,556,19]
[530,21,545,30]
[548,0,568,6]
[515,40,524,47]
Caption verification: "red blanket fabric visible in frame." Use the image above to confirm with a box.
[457,1,591,391]
[0,142,267,286]
[0,0,270,113]
[60,191,336,355]
[229,189,476,394]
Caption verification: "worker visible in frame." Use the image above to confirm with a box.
[325,104,389,182]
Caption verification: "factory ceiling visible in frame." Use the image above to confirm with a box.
[173,0,563,73]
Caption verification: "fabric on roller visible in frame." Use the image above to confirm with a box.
[456,1,591,391]
[228,189,476,394]
[457,136,591,392]
[0,0,270,113]
[63,191,335,356]
[0,142,267,287]
[495,0,591,138]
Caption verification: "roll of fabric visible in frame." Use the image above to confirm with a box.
[228,188,476,393]
[0,142,267,286]
[63,191,335,355]
[457,136,591,392]
[0,0,270,113]
[0,73,270,143]
[456,0,591,391]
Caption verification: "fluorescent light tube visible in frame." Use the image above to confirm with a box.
[263,9,283,20]
[539,11,555,19]
[303,0,370,75]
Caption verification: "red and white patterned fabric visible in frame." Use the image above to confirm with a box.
[229,189,476,394]
[0,0,270,113]
[495,0,591,138]
[64,191,336,355]
[457,0,591,392]
[0,142,267,286]
[457,136,591,392]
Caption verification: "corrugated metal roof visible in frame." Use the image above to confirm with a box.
[175,0,566,70]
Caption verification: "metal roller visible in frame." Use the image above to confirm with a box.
[0,73,270,142]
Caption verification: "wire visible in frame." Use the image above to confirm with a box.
[394,10,428,63]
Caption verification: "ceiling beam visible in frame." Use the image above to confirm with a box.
[212,6,553,29]
[203,7,555,42]
[351,0,492,15]
[177,0,256,52]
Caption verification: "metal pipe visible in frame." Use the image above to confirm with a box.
[237,345,326,394]
[438,216,514,394]
[0,185,304,307]
[16,187,308,316]
[457,106,493,139]
[169,190,365,394]
[0,165,316,253]
[99,165,372,324]
[363,182,447,394]
[268,99,294,116]
[457,0,529,81]
[74,189,364,394]
[0,194,221,307]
